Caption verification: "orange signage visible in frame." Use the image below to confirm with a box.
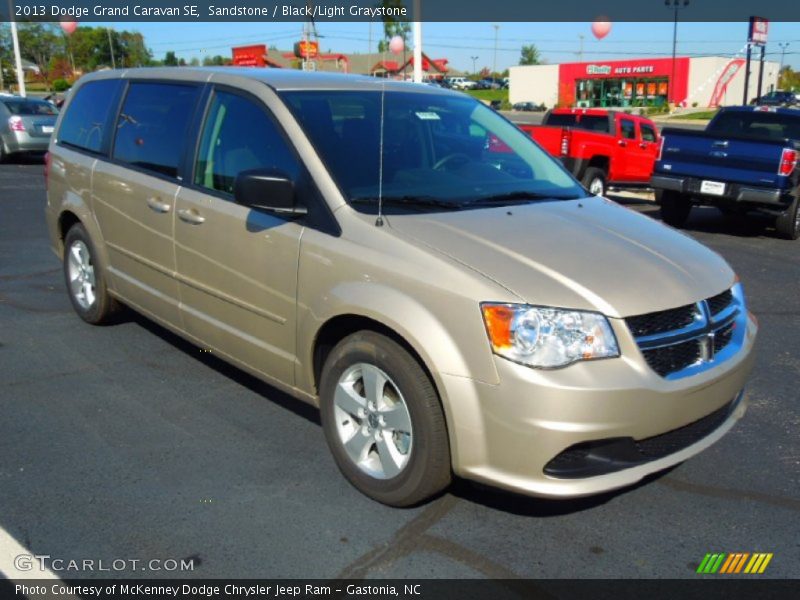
[294,40,319,59]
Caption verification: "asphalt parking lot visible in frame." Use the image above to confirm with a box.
[1,158,798,580]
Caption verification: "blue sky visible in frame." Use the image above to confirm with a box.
[104,21,800,72]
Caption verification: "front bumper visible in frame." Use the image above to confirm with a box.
[652,174,790,208]
[440,312,757,498]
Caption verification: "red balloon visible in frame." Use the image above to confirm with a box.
[60,21,78,35]
[591,19,612,40]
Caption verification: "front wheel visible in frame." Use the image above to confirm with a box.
[659,190,693,228]
[319,331,451,507]
[775,194,800,240]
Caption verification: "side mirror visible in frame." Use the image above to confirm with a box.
[233,169,307,216]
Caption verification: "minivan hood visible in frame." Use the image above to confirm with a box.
[387,196,734,318]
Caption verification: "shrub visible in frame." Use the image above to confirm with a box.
[53,79,71,92]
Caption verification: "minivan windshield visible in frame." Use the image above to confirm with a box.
[281,90,584,210]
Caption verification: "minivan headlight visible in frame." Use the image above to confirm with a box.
[481,303,619,368]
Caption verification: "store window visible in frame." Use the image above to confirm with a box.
[576,77,669,108]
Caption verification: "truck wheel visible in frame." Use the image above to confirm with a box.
[660,190,692,228]
[775,194,800,240]
[582,167,607,196]
[319,331,451,507]
[63,223,122,324]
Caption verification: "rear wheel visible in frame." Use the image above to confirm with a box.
[319,331,451,507]
[582,167,607,196]
[660,190,693,228]
[63,223,121,324]
[775,194,800,240]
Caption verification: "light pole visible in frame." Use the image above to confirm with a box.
[778,42,790,88]
[665,0,689,110]
[470,55,479,75]
[492,24,499,77]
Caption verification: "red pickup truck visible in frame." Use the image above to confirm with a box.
[519,109,661,196]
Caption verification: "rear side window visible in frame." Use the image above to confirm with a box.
[620,118,636,140]
[641,123,657,142]
[194,90,300,195]
[4,100,58,116]
[58,80,121,153]
[544,113,578,128]
[112,82,200,178]
[544,113,609,133]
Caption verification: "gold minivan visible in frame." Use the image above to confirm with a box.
[45,68,757,506]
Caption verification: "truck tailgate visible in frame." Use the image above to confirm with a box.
[658,128,790,188]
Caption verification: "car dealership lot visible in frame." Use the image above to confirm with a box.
[1,160,798,579]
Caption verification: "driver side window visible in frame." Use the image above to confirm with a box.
[194,90,300,196]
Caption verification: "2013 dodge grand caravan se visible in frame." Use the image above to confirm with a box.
[45,68,757,506]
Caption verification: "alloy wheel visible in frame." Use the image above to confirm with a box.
[66,240,96,310]
[333,363,413,479]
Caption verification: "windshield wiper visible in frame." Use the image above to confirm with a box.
[350,195,462,210]
[464,191,584,206]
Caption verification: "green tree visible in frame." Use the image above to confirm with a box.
[779,66,800,91]
[18,22,62,90]
[189,57,200,67]
[202,55,229,66]
[519,44,541,66]
[164,51,178,66]
[117,31,151,67]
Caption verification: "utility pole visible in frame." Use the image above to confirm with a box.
[107,27,116,69]
[470,56,479,74]
[778,42,789,88]
[412,0,422,83]
[10,18,26,97]
[578,35,584,62]
[665,0,690,110]
[492,24,499,77]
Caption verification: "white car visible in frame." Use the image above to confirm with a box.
[448,77,477,90]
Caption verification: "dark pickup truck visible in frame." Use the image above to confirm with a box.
[652,106,800,240]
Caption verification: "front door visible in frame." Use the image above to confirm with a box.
[174,89,304,384]
[92,81,201,325]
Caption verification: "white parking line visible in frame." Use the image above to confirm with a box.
[0,524,63,581]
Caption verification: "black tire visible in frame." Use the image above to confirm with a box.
[775,194,800,240]
[63,222,121,324]
[660,190,693,228]
[582,167,607,196]
[319,331,451,507]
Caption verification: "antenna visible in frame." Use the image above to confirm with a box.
[375,79,386,227]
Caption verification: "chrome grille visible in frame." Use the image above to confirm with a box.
[626,286,744,380]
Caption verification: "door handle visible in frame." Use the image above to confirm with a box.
[640,143,649,149]
[618,140,628,147]
[146,196,171,213]
[178,208,205,225]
